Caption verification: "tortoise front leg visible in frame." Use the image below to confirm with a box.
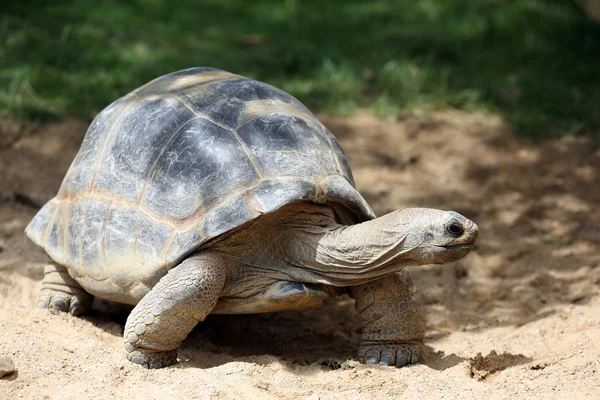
[123,251,226,369]
[350,269,425,367]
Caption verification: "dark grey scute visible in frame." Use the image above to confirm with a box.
[202,78,296,103]
[325,133,355,185]
[249,178,317,213]
[201,193,258,240]
[65,201,85,278]
[77,199,109,281]
[179,77,309,128]
[103,206,146,287]
[25,200,57,246]
[320,175,375,221]
[142,116,261,220]
[237,113,337,179]
[44,204,66,264]
[59,96,131,196]
[92,96,197,202]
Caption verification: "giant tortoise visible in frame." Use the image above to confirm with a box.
[26,67,478,369]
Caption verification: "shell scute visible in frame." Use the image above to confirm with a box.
[201,192,259,239]
[66,202,85,278]
[179,78,303,128]
[78,198,110,281]
[26,200,57,246]
[237,113,334,179]
[134,67,241,97]
[248,178,317,214]
[44,204,67,265]
[142,117,261,221]
[135,221,173,289]
[61,96,132,196]
[104,206,146,288]
[91,96,196,202]
[162,226,206,268]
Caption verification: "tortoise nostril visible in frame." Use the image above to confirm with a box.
[446,222,464,237]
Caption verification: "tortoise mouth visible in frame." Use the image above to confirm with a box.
[440,244,474,251]
[430,242,474,264]
[436,237,475,250]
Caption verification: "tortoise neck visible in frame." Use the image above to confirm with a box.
[283,209,421,285]
[326,212,419,266]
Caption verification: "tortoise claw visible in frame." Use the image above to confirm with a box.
[126,348,178,369]
[37,289,92,316]
[358,343,422,368]
[37,264,92,316]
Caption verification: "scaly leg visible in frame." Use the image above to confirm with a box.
[123,251,226,369]
[37,263,93,316]
[351,269,425,367]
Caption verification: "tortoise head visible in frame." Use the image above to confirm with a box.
[390,208,479,265]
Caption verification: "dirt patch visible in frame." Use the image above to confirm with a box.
[1,111,599,398]
[469,351,532,381]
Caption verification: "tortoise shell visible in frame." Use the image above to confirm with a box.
[26,67,375,303]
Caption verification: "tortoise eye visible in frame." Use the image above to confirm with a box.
[446,222,464,237]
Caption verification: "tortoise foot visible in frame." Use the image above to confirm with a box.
[37,289,92,316]
[37,264,92,316]
[358,342,422,368]
[126,348,178,369]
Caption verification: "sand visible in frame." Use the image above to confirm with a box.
[1,111,599,399]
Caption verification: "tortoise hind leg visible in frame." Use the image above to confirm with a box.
[123,251,226,369]
[37,263,93,316]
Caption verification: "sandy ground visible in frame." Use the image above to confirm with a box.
[0,111,599,399]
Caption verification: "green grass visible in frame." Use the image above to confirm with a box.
[1,0,599,138]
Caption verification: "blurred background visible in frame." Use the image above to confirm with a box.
[1,2,600,396]
[1,0,599,139]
